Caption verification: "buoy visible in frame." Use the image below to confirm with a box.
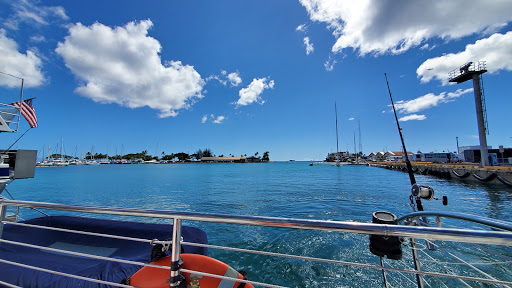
[130,253,254,288]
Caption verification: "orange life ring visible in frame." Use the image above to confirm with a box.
[130,253,254,288]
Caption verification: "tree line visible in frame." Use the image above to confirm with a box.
[49,148,270,162]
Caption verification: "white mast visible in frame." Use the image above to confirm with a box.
[335,102,340,164]
[61,137,63,161]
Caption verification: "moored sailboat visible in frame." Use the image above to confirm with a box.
[331,101,348,166]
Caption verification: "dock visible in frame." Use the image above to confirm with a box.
[369,162,512,187]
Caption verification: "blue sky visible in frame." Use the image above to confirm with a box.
[1,0,511,161]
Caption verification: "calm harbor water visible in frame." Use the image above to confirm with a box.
[6,162,512,287]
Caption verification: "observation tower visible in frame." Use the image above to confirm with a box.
[449,62,489,167]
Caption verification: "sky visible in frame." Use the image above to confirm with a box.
[1,0,511,161]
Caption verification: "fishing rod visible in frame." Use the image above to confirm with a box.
[384,74,447,210]
[384,73,425,288]
[384,73,416,188]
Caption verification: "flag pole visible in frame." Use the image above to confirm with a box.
[16,78,24,132]
[3,128,31,152]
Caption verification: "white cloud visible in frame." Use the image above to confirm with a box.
[299,0,512,56]
[236,77,274,106]
[206,74,227,86]
[30,35,45,42]
[296,24,307,32]
[212,115,225,124]
[0,29,44,88]
[348,117,354,121]
[399,114,426,122]
[303,37,314,55]
[394,88,472,114]
[207,70,241,87]
[4,0,69,30]
[55,20,204,118]
[202,114,225,124]
[227,72,242,87]
[324,55,336,71]
[417,31,512,84]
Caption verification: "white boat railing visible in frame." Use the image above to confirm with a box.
[0,198,511,287]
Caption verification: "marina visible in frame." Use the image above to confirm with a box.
[2,70,512,287]
[1,1,512,287]
[1,161,512,287]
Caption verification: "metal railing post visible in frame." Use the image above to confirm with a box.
[410,238,424,288]
[0,202,6,239]
[169,218,183,287]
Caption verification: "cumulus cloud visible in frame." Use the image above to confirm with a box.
[4,0,69,30]
[202,114,225,124]
[348,117,354,121]
[212,115,225,124]
[55,20,204,118]
[399,114,426,122]
[206,74,227,86]
[324,55,336,71]
[206,70,241,87]
[236,77,274,106]
[0,29,44,88]
[296,24,307,32]
[299,0,512,56]
[303,37,314,55]
[394,88,472,114]
[417,31,512,84]
[30,35,45,42]
[227,72,242,87]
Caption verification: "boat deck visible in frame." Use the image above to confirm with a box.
[0,199,511,287]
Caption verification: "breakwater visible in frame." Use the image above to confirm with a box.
[369,162,512,187]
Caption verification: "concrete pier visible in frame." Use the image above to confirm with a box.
[368,162,512,187]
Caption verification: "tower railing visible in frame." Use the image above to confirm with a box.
[448,61,487,80]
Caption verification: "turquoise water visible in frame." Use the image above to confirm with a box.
[6,162,512,287]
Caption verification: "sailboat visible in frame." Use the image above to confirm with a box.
[331,102,347,166]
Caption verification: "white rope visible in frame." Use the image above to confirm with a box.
[3,221,171,245]
[0,238,284,288]
[0,258,133,288]
[427,240,500,283]
[417,243,471,288]
[180,268,288,288]
[383,257,425,287]
[181,241,512,285]
[0,239,171,271]
[0,279,21,288]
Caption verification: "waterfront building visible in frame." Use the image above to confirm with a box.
[414,152,458,163]
[201,157,247,163]
[325,151,349,162]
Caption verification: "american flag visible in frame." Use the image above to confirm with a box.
[11,99,38,128]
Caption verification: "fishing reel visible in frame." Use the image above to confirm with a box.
[411,184,448,206]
